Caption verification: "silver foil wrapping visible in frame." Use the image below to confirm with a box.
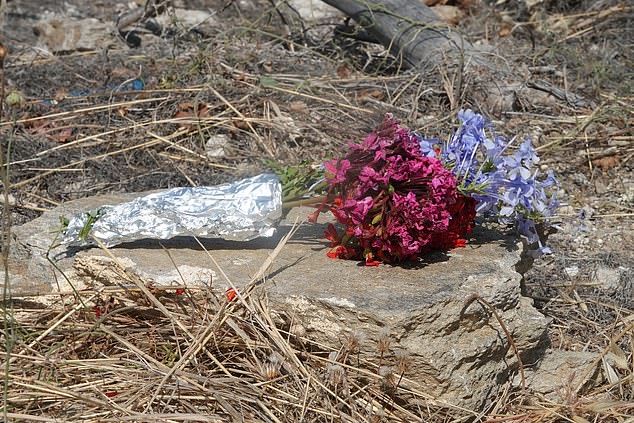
[64,173,283,247]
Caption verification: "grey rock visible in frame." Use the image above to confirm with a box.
[594,265,627,290]
[516,350,617,402]
[33,16,116,54]
[287,0,342,20]
[155,9,218,34]
[4,194,550,410]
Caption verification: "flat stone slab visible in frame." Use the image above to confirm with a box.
[5,192,550,410]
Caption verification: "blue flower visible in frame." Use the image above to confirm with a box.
[417,109,559,254]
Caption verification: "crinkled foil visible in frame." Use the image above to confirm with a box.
[64,174,283,247]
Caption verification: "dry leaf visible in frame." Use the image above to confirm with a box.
[457,0,475,9]
[357,89,386,102]
[432,5,464,26]
[21,113,45,130]
[498,23,512,37]
[173,110,192,120]
[177,102,194,111]
[336,64,352,79]
[173,103,211,127]
[592,155,620,171]
[231,118,250,130]
[232,72,247,82]
[50,127,75,143]
[110,66,135,79]
[173,110,195,128]
[601,357,620,385]
[261,60,273,73]
[608,344,630,370]
[198,105,210,118]
[289,101,308,113]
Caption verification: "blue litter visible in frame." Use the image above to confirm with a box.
[39,79,144,107]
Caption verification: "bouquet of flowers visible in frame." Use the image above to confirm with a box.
[309,110,559,265]
[64,109,558,267]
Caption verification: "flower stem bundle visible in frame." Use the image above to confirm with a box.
[289,110,559,265]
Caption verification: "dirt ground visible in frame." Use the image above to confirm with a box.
[1,0,633,420]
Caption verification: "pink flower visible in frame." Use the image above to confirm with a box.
[343,196,374,225]
[324,159,351,183]
[321,114,476,264]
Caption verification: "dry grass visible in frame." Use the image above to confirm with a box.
[2,230,476,422]
[2,235,633,422]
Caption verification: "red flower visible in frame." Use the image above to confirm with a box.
[429,194,476,250]
[326,245,345,259]
[324,223,339,244]
[365,258,381,267]
[175,288,185,295]
[226,287,237,301]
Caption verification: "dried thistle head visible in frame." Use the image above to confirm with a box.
[394,350,412,375]
[344,330,365,353]
[326,363,346,387]
[260,361,281,381]
[376,327,391,356]
[289,323,306,340]
[259,352,284,381]
[379,365,396,392]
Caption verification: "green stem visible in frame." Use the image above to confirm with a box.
[282,195,328,210]
[1,64,14,423]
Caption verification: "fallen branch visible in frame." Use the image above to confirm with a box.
[321,0,589,112]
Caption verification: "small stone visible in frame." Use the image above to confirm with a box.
[594,178,608,194]
[156,8,217,32]
[565,265,579,278]
[431,5,463,26]
[205,134,229,158]
[594,266,623,290]
[516,350,614,401]
[287,0,342,20]
[6,194,16,206]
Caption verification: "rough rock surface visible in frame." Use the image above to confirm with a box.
[33,16,117,53]
[287,0,342,20]
[515,349,622,402]
[5,193,550,409]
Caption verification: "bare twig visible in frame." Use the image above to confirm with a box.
[462,293,527,403]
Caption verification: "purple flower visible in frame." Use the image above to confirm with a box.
[417,109,559,254]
